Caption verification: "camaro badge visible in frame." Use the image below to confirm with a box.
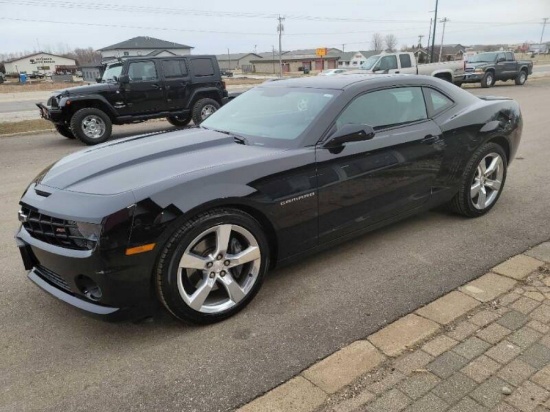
[280,192,315,206]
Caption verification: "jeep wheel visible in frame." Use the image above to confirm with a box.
[55,124,75,139]
[70,108,112,145]
[192,98,220,125]
[167,114,192,127]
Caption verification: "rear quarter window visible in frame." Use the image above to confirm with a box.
[423,87,454,116]
[190,58,215,77]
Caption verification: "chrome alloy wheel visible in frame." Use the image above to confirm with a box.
[81,115,106,139]
[470,152,504,210]
[200,104,216,120]
[519,71,526,84]
[177,224,261,313]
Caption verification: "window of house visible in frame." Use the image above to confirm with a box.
[336,87,427,129]
[123,52,129,56]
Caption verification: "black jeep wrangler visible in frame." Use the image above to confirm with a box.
[37,55,228,145]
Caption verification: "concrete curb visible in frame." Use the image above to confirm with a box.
[237,243,550,412]
[0,128,54,138]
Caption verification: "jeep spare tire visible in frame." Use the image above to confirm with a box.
[192,98,220,125]
[70,108,112,145]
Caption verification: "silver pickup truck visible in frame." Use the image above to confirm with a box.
[352,52,465,84]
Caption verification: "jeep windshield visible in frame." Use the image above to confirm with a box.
[102,63,123,83]
[201,87,339,148]
[468,52,499,63]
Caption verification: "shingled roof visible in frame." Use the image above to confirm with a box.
[98,36,192,51]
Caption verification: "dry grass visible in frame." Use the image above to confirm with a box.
[0,81,86,94]
[0,119,54,135]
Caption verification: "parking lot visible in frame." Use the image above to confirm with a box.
[2,78,550,412]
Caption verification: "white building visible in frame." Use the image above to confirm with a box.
[3,52,77,75]
[98,36,193,63]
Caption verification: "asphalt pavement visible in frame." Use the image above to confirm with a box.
[1,79,550,412]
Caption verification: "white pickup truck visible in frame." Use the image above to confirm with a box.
[353,52,465,84]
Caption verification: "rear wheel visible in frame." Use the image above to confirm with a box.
[448,143,507,218]
[156,208,269,324]
[54,124,75,139]
[480,71,495,88]
[515,69,527,85]
[191,98,220,125]
[70,108,112,145]
[167,114,192,127]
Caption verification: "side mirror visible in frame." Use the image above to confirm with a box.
[323,124,375,149]
[497,57,505,63]
[118,74,129,84]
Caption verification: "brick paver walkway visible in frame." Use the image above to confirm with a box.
[316,261,550,412]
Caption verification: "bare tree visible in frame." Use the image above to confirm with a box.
[65,47,102,65]
[371,33,384,52]
[384,34,398,52]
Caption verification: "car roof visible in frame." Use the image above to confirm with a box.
[260,74,421,90]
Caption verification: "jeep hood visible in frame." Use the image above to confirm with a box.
[37,128,282,195]
[54,83,118,97]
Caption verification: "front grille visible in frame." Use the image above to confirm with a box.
[465,68,474,73]
[35,265,72,293]
[20,205,96,250]
[47,96,58,108]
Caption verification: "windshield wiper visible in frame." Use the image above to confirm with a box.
[202,126,249,145]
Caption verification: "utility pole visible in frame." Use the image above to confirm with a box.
[438,17,449,62]
[277,15,285,78]
[272,45,275,74]
[541,18,549,45]
[430,0,439,64]
[342,44,345,52]
[227,48,231,70]
[254,44,257,54]
[417,34,424,48]
[426,17,432,62]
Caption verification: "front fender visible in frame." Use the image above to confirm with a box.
[61,95,119,117]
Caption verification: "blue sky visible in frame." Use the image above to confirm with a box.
[0,0,549,55]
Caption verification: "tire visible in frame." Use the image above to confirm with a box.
[448,142,507,218]
[156,208,270,324]
[515,69,527,85]
[191,98,220,125]
[480,71,495,88]
[70,108,112,145]
[167,114,192,127]
[55,124,75,139]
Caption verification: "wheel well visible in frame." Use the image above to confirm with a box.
[191,92,222,107]
[66,100,115,122]
[488,136,510,162]
[520,67,528,73]
[434,73,452,83]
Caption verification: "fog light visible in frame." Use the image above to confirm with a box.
[75,275,102,302]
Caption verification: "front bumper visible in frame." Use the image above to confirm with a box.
[461,73,484,83]
[16,225,157,321]
[36,103,64,123]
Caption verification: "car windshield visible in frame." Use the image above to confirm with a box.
[102,64,123,82]
[468,52,498,63]
[201,87,339,147]
[361,55,380,70]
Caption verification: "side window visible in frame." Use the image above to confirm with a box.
[162,60,188,78]
[128,61,158,82]
[378,55,398,71]
[423,87,454,116]
[336,87,427,129]
[496,52,505,62]
[190,58,215,77]
[399,54,412,68]
[506,52,514,61]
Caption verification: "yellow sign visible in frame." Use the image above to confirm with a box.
[316,48,328,57]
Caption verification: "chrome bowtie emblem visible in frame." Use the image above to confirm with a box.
[18,210,28,223]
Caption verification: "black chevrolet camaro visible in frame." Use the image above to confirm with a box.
[16,74,522,324]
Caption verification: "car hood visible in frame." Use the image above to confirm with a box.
[54,83,117,97]
[38,128,283,195]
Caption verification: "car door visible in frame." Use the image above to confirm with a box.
[160,59,191,111]
[316,86,445,242]
[494,52,507,79]
[504,52,518,78]
[121,60,166,114]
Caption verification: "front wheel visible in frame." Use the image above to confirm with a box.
[70,108,112,145]
[515,70,527,85]
[448,143,507,218]
[191,98,220,125]
[167,114,192,127]
[480,72,494,88]
[54,124,75,139]
[156,208,270,324]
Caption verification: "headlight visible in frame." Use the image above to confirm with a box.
[67,221,102,249]
[474,68,485,73]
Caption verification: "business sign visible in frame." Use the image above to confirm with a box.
[30,57,56,65]
[316,48,328,57]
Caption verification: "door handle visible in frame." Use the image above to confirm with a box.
[395,71,400,74]
[421,134,440,144]
[151,84,162,90]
